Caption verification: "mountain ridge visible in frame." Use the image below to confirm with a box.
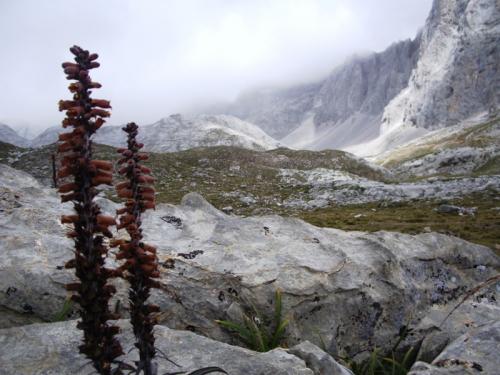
[0,123,30,148]
[211,0,499,157]
[26,114,282,152]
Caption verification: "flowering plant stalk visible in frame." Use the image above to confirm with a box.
[57,45,123,375]
[112,122,160,375]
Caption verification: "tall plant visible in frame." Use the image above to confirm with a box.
[58,45,226,375]
[112,122,160,375]
[57,45,123,374]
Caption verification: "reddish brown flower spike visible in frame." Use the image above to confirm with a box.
[56,45,122,375]
[113,122,159,374]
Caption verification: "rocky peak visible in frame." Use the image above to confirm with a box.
[381,0,499,132]
[0,123,30,148]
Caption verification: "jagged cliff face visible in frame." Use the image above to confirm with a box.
[220,0,499,156]
[352,0,500,156]
[222,38,420,148]
[383,0,499,131]
[315,41,421,123]
[339,0,500,156]
[301,38,421,150]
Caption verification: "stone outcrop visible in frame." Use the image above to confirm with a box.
[0,320,315,375]
[1,164,498,363]
[409,320,500,374]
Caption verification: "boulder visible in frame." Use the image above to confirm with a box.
[0,320,313,375]
[436,204,477,216]
[288,341,353,375]
[409,320,500,374]
[0,164,498,362]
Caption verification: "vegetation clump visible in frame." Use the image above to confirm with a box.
[216,289,289,352]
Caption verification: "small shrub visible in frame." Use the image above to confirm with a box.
[345,325,421,375]
[216,288,289,352]
[52,298,74,322]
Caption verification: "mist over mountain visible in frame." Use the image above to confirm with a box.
[211,0,499,157]
[1,0,498,161]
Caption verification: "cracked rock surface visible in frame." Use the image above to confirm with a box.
[1,164,498,362]
[409,320,500,375]
[0,320,314,375]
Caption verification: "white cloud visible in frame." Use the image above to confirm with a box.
[0,0,432,133]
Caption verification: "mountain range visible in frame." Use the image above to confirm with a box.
[7,114,282,152]
[212,0,499,156]
[1,0,498,158]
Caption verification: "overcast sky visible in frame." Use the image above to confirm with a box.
[0,0,432,135]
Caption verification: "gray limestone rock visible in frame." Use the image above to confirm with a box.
[436,204,477,216]
[0,320,314,375]
[0,164,498,363]
[409,320,500,375]
[288,341,353,375]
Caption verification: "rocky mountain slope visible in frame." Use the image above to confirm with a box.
[210,82,322,140]
[29,114,282,152]
[377,115,500,178]
[214,0,499,157]
[0,123,30,148]
[2,141,499,250]
[349,0,500,156]
[218,38,420,149]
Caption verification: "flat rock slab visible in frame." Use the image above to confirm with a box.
[1,164,499,362]
[0,320,313,375]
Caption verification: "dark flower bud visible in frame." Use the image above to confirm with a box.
[61,214,79,224]
[96,215,116,226]
[58,182,78,193]
[88,81,102,88]
[90,160,113,170]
